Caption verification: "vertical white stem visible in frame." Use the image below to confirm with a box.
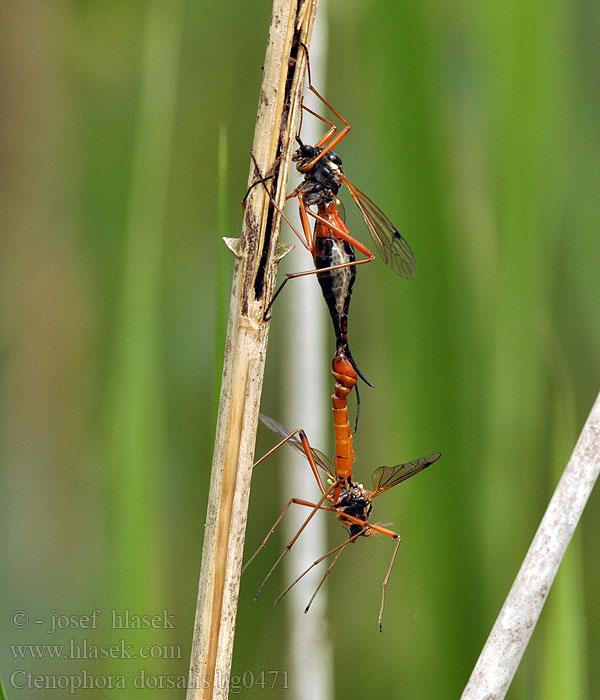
[282,5,334,700]
[186,2,320,697]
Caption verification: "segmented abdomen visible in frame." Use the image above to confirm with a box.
[314,226,356,352]
[331,352,357,483]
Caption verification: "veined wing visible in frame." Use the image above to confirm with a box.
[259,414,335,478]
[343,177,417,279]
[369,452,441,498]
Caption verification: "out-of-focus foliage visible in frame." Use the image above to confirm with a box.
[1,0,599,698]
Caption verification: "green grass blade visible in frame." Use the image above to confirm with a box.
[0,674,8,700]
[103,0,183,670]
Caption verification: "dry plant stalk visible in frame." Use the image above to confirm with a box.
[186,1,320,699]
[461,389,600,699]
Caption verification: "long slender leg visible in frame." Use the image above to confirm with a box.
[241,164,276,210]
[253,427,328,496]
[248,151,312,250]
[379,536,402,632]
[294,42,351,167]
[305,207,376,260]
[243,498,317,574]
[295,192,314,250]
[299,101,338,152]
[362,522,401,538]
[329,516,404,629]
[303,542,351,614]
[264,195,377,317]
[293,42,337,151]
[250,156,378,321]
[300,99,349,163]
[288,183,379,264]
[264,255,373,321]
[338,518,403,631]
[250,158,378,326]
[273,528,365,608]
[300,84,351,167]
[250,488,336,599]
[263,196,377,320]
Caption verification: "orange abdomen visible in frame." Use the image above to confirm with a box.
[331,353,357,483]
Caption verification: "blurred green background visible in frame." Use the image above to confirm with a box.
[1,0,599,698]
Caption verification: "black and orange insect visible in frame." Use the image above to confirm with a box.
[254,51,416,423]
[244,352,440,630]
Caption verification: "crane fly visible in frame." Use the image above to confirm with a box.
[282,62,417,292]
[244,353,441,631]
[249,46,417,426]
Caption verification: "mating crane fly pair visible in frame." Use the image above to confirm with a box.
[244,48,441,630]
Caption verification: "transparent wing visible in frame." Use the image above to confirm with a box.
[343,177,417,279]
[370,452,441,498]
[259,414,335,477]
